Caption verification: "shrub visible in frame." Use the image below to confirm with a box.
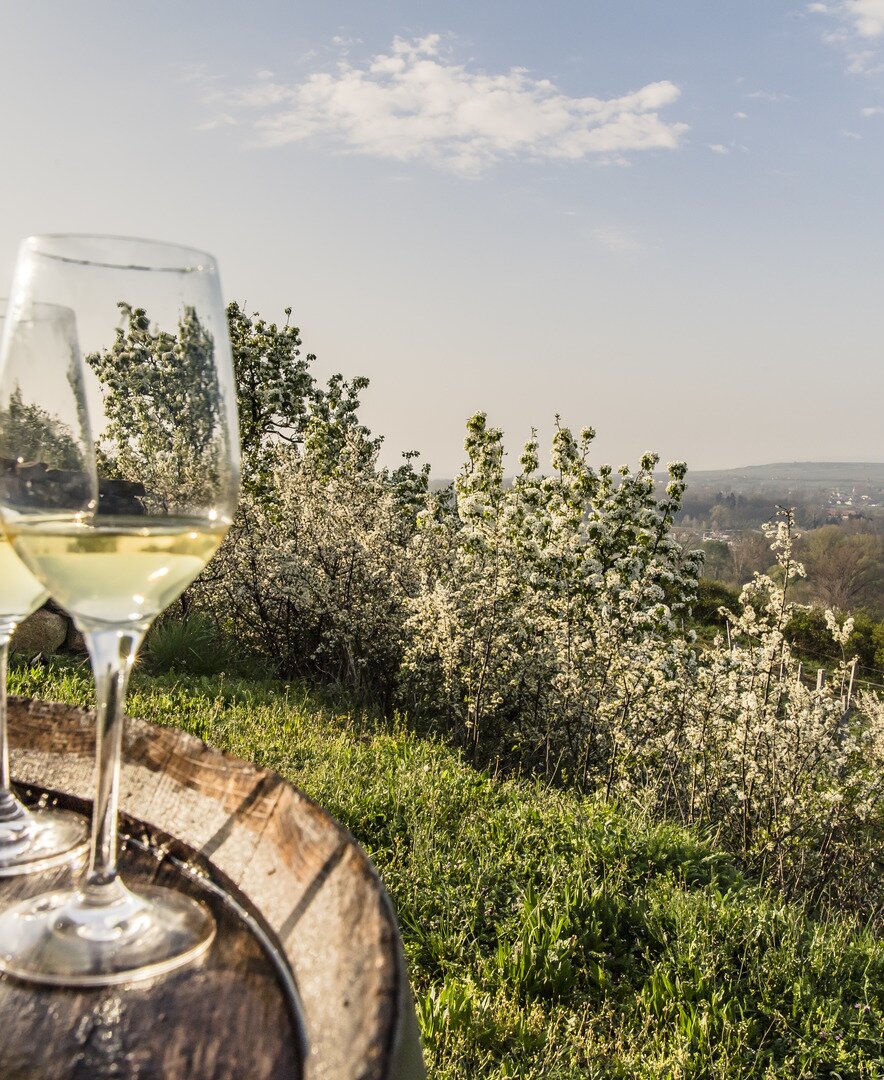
[691,579,740,628]
[401,413,703,787]
[785,606,884,681]
[142,613,250,676]
[195,430,428,700]
[661,515,884,912]
[402,432,884,914]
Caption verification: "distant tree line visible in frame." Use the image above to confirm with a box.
[675,487,871,533]
[694,524,883,615]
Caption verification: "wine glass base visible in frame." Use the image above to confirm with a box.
[0,807,89,877]
[0,883,216,986]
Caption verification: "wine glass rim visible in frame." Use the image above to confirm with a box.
[22,235,218,274]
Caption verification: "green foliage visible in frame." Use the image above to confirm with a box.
[851,611,884,673]
[785,606,835,663]
[226,301,383,493]
[786,606,884,679]
[142,613,264,678]
[0,387,93,514]
[697,539,733,582]
[689,533,775,589]
[796,523,884,617]
[691,579,740,627]
[226,302,315,493]
[302,372,382,475]
[10,658,884,1080]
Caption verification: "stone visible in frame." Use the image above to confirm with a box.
[64,621,87,653]
[11,608,68,655]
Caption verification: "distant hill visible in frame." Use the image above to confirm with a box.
[432,463,884,493]
[428,462,884,539]
[676,463,884,491]
[663,463,884,533]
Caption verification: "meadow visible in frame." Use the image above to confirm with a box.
[11,656,883,1080]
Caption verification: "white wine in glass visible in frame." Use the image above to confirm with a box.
[0,301,89,876]
[6,518,227,625]
[0,236,240,986]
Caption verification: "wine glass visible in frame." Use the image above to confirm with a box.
[0,236,240,986]
[0,300,90,876]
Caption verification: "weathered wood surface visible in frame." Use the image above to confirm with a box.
[2,697,426,1080]
[0,824,305,1079]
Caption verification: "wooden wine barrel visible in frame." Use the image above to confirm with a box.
[0,697,426,1080]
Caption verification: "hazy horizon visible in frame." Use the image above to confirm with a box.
[2,2,883,475]
[429,460,884,483]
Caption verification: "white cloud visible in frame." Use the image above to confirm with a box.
[845,0,884,37]
[236,82,293,107]
[708,143,730,154]
[204,35,688,175]
[197,114,238,131]
[847,49,877,72]
[591,226,644,254]
[734,111,749,119]
[861,103,884,112]
[810,1,884,71]
[840,127,863,136]
[746,89,797,102]
[811,0,884,37]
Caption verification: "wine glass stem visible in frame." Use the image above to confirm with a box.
[0,632,28,824]
[81,625,144,900]
[0,634,10,794]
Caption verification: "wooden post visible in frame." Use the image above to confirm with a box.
[846,658,857,710]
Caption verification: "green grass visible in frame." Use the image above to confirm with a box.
[10,657,883,1079]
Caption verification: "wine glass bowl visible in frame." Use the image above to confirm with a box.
[0,237,239,984]
[0,300,90,877]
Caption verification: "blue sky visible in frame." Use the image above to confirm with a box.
[1,1,883,475]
